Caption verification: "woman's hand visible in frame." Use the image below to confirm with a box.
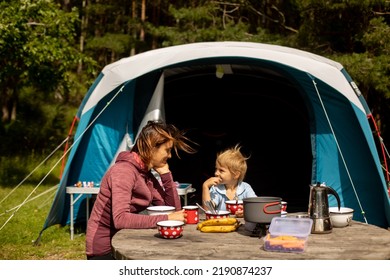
[154,163,170,175]
[167,209,187,223]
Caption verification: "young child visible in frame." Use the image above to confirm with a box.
[202,144,257,217]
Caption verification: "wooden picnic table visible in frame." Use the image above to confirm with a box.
[111,217,390,260]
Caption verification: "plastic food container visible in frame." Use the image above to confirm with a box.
[263,217,313,253]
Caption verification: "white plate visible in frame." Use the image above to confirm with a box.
[147,205,175,215]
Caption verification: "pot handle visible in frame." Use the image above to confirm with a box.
[263,202,282,214]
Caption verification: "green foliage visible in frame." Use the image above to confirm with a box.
[0,86,77,157]
[0,0,96,159]
[0,184,85,259]
[0,0,96,122]
[329,15,390,108]
[296,0,373,53]
[85,33,134,66]
[362,17,390,56]
[0,0,389,184]
[335,53,390,97]
[0,0,82,90]
[86,33,132,54]
[0,153,62,185]
[147,3,277,46]
[329,13,390,146]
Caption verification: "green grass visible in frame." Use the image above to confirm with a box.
[0,184,86,260]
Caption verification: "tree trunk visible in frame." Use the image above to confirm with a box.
[140,0,146,42]
[1,88,17,123]
[150,0,161,49]
[77,0,88,74]
[130,0,137,56]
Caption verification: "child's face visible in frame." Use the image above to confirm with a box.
[214,163,238,185]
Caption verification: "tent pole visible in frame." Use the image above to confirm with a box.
[60,116,79,179]
[367,114,389,181]
[367,114,390,196]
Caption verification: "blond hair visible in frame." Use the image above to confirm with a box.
[216,144,249,183]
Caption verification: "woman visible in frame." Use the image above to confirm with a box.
[86,120,196,259]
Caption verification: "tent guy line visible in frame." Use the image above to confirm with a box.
[0,152,65,231]
[0,80,124,231]
[311,77,368,224]
[0,137,68,206]
[0,185,57,217]
[30,84,128,243]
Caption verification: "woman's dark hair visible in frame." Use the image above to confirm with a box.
[132,120,197,165]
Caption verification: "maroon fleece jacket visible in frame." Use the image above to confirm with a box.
[86,151,181,257]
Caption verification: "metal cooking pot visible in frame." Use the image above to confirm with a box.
[243,197,282,224]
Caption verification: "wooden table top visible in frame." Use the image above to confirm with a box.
[111,218,390,260]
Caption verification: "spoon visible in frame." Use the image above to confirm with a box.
[196,203,207,213]
[203,200,213,214]
[202,200,211,213]
[206,200,217,214]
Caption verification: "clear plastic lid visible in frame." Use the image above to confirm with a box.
[269,217,313,238]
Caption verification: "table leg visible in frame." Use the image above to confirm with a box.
[86,196,89,222]
[70,193,74,240]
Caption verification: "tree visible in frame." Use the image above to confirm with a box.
[333,17,390,142]
[146,1,288,46]
[296,0,374,53]
[0,0,90,124]
[1,0,389,156]
[0,0,97,156]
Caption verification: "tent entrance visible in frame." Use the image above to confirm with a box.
[163,65,312,212]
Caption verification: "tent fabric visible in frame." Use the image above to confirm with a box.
[39,42,390,238]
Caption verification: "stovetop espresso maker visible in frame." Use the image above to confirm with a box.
[308,183,341,234]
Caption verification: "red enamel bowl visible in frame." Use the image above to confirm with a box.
[205,210,230,220]
[156,220,184,239]
[225,200,243,215]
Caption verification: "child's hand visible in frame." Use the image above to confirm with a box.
[203,177,221,188]
[235,207,244,218]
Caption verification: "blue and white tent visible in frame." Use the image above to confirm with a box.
[38,41,390,238]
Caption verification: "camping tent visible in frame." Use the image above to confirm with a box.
[38,41,390,239]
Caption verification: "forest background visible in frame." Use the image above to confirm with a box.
[0,0,389,187]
